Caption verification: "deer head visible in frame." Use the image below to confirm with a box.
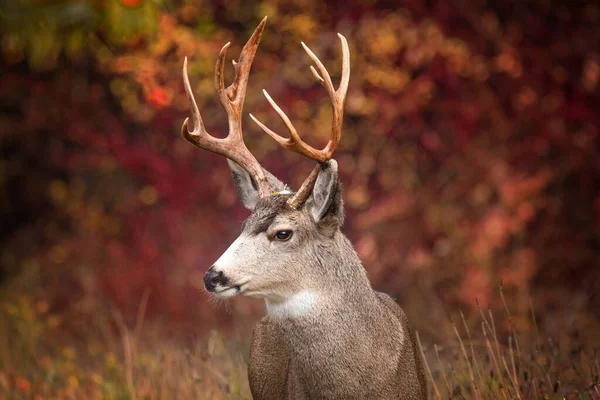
[182,17,350,308]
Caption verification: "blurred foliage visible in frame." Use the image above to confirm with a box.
[1,0,600,398]
[0,294,251,399]
[0,0,599,350]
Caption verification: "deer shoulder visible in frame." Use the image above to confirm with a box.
[248,318,290,399]
[375,291,429,399]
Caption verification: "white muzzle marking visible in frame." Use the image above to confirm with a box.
[213,236,244,272]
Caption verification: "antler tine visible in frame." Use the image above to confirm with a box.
[337,33,351,98]
[229,18,267,105]
[213,42,231,109]
[249,90,309,156]
[182,57,206,137]
[301,34,350,155]
[252,33,350,208]
[302,34,350,100]
[181,17,271,198]
[301,42,336,98]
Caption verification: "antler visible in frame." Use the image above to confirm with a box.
[182,17,271,198]
[250,33,350,209]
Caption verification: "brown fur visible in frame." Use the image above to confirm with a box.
[249,288,427,399]
[244,196,427,399]
[211,163,428,399]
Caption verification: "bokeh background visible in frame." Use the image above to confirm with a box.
[1,0,599,398]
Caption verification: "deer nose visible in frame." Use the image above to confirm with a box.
[204,266,228,292]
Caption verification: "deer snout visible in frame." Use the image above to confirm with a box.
[204,266,229,292]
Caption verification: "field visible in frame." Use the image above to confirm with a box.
[1,288,598,400]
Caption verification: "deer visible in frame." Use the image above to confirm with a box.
[181,17,428,400]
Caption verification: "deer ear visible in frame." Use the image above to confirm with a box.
[308,160,344,225]
[227,159,288,211]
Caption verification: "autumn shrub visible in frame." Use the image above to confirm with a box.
[0,2,599,399]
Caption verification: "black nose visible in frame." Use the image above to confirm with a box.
[204,266,228,292]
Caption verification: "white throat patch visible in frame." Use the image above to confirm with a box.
[266,291,318,319]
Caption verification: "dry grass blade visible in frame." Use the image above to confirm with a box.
[508,336,519,395]
[133,288,152,353]
[502,356,523,399]
[476,299,493,340]
[416,331,442,399]
[481,323,509,400]
[529,297,540,341]
[435,343,452,397]
[487,310,503,366]
[500,284,521,356]
[111,308,136,400]
[452,322,481,400]
[460,311,488,399]
[449,362,467,400]
[594,349,600,383]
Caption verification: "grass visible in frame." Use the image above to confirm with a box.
[0,295,251,400]
[417,287,600,400]
[0,290,598,399]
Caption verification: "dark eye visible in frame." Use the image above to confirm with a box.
[274,230,293,241]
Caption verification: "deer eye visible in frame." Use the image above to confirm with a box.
[274,230,293,241]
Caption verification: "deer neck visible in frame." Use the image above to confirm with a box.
[265,230,376,321]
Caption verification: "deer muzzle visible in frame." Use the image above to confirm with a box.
[204,266,229,292]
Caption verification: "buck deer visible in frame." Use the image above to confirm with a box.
[182,17,428,399]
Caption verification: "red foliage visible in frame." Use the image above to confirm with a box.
[121,0,143,7]
[1,1,599,334]
[146,87,171,108]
